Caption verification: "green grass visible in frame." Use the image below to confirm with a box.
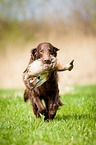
[0,85,96,145]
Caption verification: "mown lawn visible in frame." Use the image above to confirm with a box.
[0,85,96,145]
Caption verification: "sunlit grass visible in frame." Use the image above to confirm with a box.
[0,85,96,145]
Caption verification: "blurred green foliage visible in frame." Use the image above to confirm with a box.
[0,0,96,50]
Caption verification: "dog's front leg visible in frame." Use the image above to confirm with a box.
[32,89,46,114]
[23,76,46,114]
[56,60,74,71]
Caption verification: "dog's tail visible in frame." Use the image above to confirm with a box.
[23,89,29,102]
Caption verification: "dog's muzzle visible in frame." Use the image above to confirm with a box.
[44,59,51,64]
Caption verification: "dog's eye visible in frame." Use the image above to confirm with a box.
[49,49,53,55]
[49,49,52,53]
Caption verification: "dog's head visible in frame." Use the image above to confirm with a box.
[31,42,59,65]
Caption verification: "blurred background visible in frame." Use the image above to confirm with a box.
[0,0,96,93]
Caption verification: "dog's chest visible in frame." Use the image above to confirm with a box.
[37,71,58,97]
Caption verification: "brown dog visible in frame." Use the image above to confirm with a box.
[23,42,74,120]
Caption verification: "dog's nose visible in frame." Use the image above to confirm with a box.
[44,59,51,64]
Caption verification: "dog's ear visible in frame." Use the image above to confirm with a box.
[53,47,60,51]
[31,48,37,60]
[53,46,60,57]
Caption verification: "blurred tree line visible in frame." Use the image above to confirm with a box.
[0,0,96,44]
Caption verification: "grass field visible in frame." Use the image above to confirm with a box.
[0,85,96,145]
